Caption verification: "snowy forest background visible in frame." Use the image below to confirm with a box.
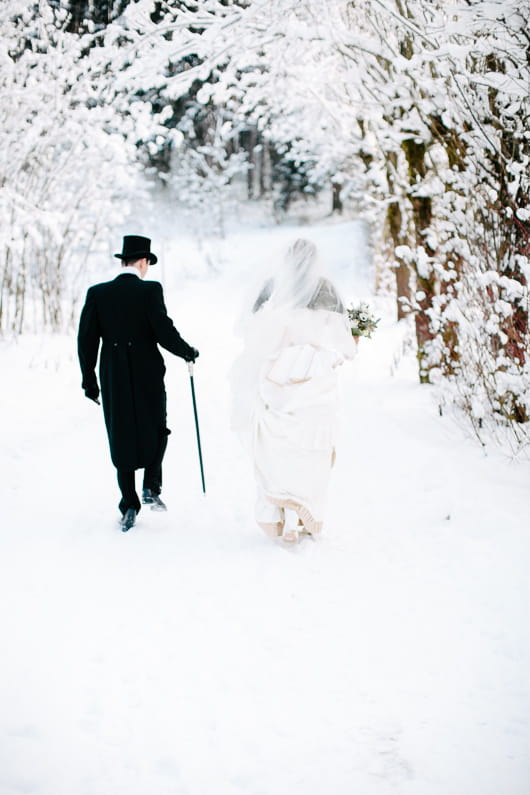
[1,0,529,450]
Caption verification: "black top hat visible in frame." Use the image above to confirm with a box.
[114,235,158,265]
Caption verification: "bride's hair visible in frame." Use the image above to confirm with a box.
[253,238,344,313]
[287,238,318,270]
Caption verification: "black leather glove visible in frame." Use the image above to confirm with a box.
[84,384,100,404]
[185,347,199,363]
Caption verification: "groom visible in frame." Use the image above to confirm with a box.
[77,235,199,531]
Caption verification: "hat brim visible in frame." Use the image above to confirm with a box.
[114,251,158,265]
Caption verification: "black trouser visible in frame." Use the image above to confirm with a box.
[117,431,169,515]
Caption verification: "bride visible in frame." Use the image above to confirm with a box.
[231,238,357,543]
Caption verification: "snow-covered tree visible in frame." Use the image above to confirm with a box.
[0,0,138,334]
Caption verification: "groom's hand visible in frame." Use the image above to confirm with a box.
[185,347,199,363]
[84,384,100,404]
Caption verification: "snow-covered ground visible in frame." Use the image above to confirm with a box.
[1,217,529,795]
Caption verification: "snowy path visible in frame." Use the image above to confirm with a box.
[1,222,529,795]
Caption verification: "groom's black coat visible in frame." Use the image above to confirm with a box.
[77,273,195,471]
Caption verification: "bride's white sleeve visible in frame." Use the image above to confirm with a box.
[325,312,357,361]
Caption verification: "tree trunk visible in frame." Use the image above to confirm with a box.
[402,138,436,383]
[386,198,411,321]
[332,182,343,213]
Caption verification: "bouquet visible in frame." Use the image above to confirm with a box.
[347,302,380,338]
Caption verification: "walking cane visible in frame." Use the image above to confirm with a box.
[188,361,206,494]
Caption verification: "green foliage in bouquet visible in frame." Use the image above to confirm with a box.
[347,302,380,338]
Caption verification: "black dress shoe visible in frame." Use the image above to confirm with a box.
[120,508,136,532]
[142,488,167,511]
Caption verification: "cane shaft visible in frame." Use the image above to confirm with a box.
[188,366,206,493]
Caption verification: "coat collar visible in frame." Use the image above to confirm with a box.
[116,265,142,279]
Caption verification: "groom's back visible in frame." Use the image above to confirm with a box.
[91,274,158,345]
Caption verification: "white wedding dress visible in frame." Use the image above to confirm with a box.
[231,239,356,539]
